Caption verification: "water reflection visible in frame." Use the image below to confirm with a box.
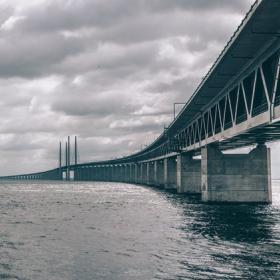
[191,205,276,243]
[148,186,280,280]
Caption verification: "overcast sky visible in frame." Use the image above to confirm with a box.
[1,0,279,176]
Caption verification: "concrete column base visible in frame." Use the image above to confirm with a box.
[154,160,164,187]
[164,157,177,190]
[136,164,141,184]
[177,153,201,194]
[201,145,272,203]
[147,162,155,185]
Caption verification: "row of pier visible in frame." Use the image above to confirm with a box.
[2,144,271,204]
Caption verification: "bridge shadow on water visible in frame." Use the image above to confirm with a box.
[145,185,279,243]
[144,185,280,279]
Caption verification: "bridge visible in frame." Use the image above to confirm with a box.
[1,0,280,204]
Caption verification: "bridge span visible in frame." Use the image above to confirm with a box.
[2,0,280,204]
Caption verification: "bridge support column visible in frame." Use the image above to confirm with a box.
[125,165,129,183]
[122,165,127,182]
[89,167,94,181]
[124,165,129,183]
[116,165,122,182]
[129,164,133,183]
[138,162,144,184]
[130,164,136,183]
[109,166,112,182]
[99,166,103,181]
[147,162,155,185]
[201,144,272,203]
[164,157,177,190]
[177,153,201,194]
[154,160,164,187]
[102,166,106,181]
[144,162,149,184]
[112,165,117,182]
[136,164,141,184]
[124,165,128,182]
[128,164,132,183]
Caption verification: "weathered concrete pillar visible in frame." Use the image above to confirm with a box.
[124,164,130,183]
[123,165,127,182]
[103,166,110,182]
[118,165,123,182]
[102,166,107,181]
[141,162,148,184]
[73,168,77,181]
[128,164,132,182]
[94,166,99,181]
[177,153,201,194]
[139,163,144,184]
[114,165,119,182]
[147,162,155,185]
[74,168,78,181]
[122,165,126,182]
[129,164,134,183]
[110,165,114,181]
[99,167,104,181]
[164,157,177,190]
[107,166,112,182]
[93,166,99,181]
[76,168,81,180]
[154,160,164,187]
[133,164,137,183]
[112,165,117,182]
[201,144,272,203]
[130,164,136,183]
[136,164,141,184]
[83,167,88,180]
[125,165,129,183]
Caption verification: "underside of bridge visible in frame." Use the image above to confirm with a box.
[1,0,280,204]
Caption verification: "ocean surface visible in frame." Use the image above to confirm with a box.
[0,180,280,280]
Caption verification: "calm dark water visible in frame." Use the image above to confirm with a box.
[0,181,280,280]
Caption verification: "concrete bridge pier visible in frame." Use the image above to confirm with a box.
[164,157,177,190]
[88,166,94,181]
[98,166,102,181]
[147,162,155,185]
[131,164,136,184]
[115,165,121,182]
[201,144,272,203]
[176,153,201,194]
[137,163,142,184]
[129,164,134,183]
[114,166,118,182]
[103,166,107,181]
[110,165,114,182]
[119,165,123,182]
[104,165,112,182]
[73,168,78,180]
[124,165,129,183]
[122,164,128,183]
[126,163,132,183]
[111,165,116,182]
[154,160,164,187]
[135,164,141,184]
[99,166,104,181]
[141,163,147,185]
